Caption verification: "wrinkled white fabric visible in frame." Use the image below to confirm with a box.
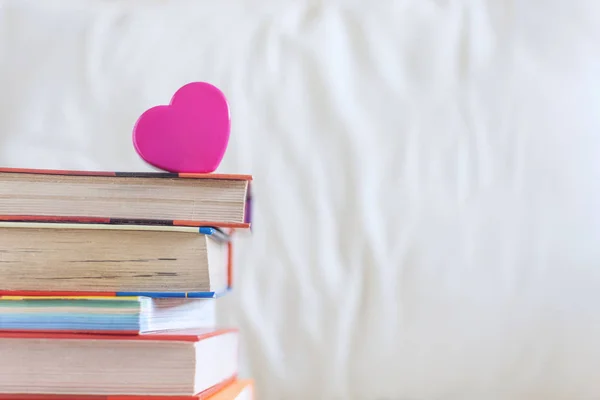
[1,0,600,398]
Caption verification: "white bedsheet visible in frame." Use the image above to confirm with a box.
[2,1,600,399]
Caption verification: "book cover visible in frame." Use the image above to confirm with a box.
[0,327,236,341]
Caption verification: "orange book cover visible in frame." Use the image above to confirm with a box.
[206,380,253,400]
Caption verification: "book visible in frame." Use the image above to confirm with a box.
[0,222,231,297]
[0,168,252,228]
[0,296,216,334]
[0,379,253,400]
[0,329,238,396]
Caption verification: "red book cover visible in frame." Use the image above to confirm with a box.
[0,328,236,342]
[0,379,253,399]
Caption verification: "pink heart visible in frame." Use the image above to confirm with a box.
[132,82,230,173]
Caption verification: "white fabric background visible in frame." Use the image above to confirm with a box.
[1,1,600,399]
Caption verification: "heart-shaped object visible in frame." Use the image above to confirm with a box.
[133,82,230,173]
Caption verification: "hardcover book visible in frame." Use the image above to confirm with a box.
[0,296,216,334]
[0,329,238,396]
[0,168,252,228]
[0,222,232,297]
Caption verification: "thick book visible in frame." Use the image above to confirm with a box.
[0,168,252,228]
[0,329,238,397]
[0,222,232,297]
[0,296,216,334]
[0,380,254,400]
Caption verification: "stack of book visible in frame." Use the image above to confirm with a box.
[0,167,254,399]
